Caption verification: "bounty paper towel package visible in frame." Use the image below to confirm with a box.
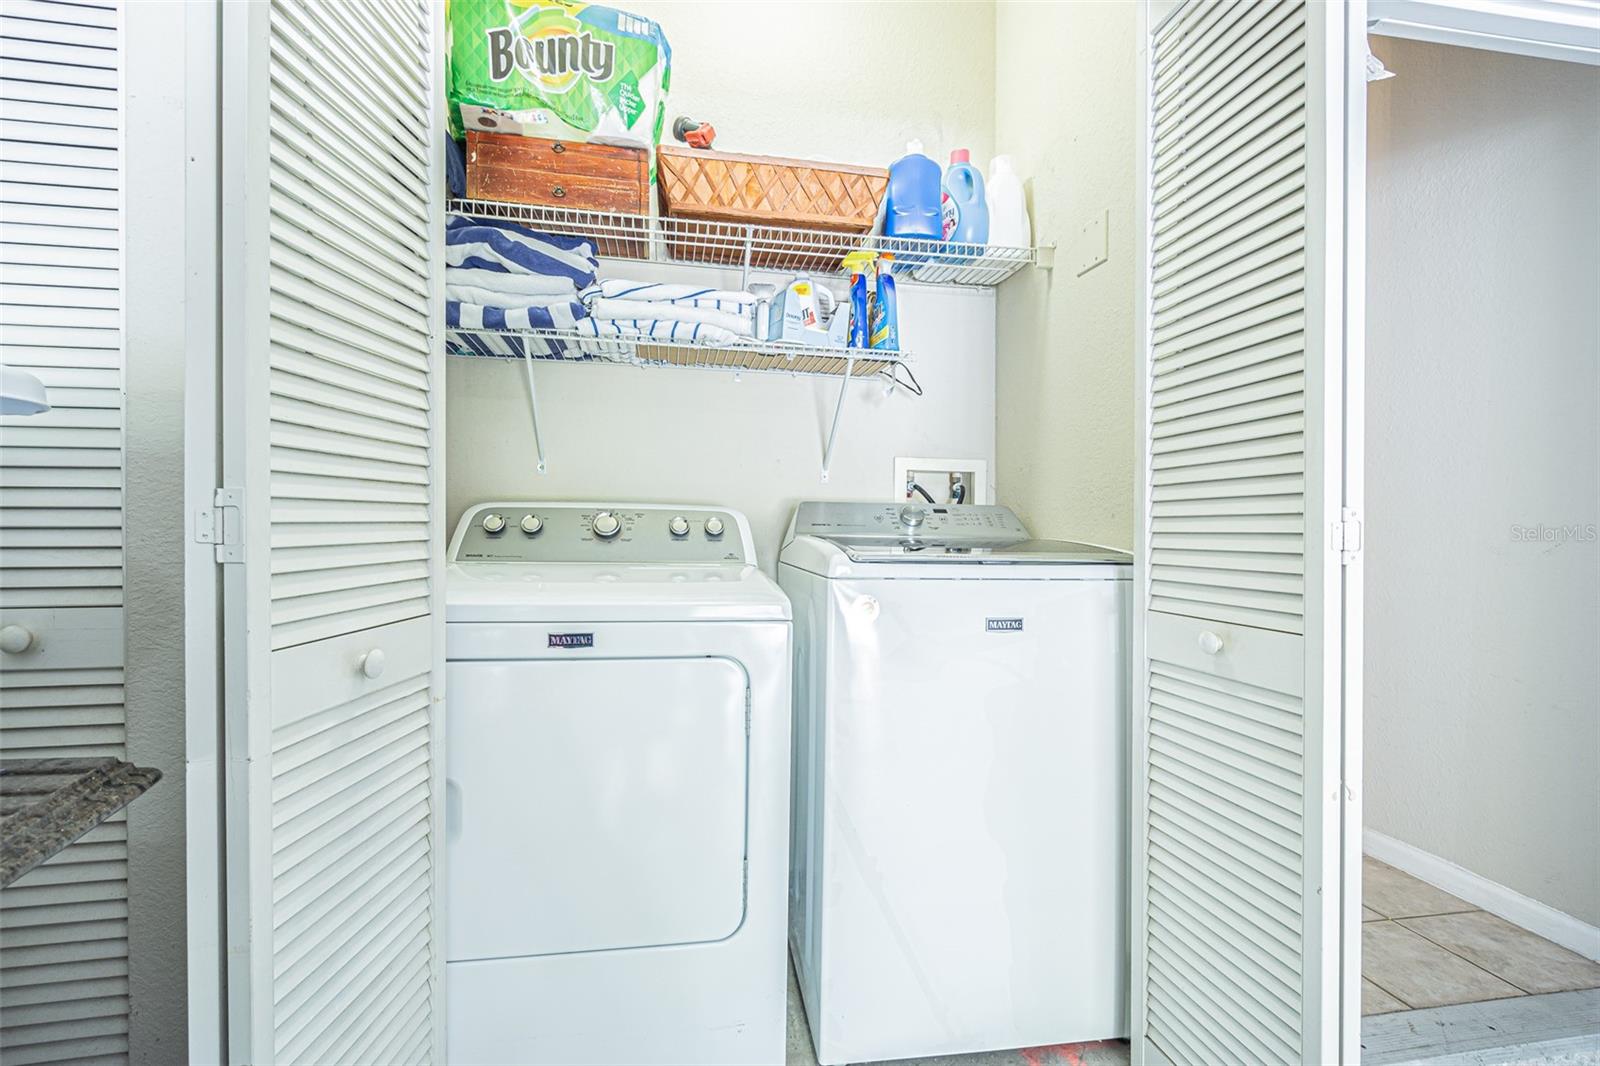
[447,0,671,152]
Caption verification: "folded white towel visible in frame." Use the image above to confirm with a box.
[588,297,753,338]
[447,267,577,299]
[572,317,744,348]
[594,279,754,311]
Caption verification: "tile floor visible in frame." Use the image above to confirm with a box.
[1362,855,1600,1015]
[781,858,1600,1060]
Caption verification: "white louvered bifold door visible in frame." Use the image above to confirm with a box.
[0,0,131,1061]
[219,1,445,1063]
[1133,1,1359,1064]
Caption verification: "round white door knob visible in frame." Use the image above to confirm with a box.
[704,516,725,537]
[520,514,543,535]
[668,515,690,537]
[592,512,622,538]
[0,625,36,654]
[1198,631,1224,655]
[359,649,386,679]
[481,512,507,534]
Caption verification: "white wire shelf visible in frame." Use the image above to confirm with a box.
[448,326,914,480]
[446,326,912,382]
[448,198,1041,288]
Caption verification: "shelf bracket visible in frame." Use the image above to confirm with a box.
[520,347,548,475]
[820,354,856,483]
[1035,242,1058,271]
[739,226,754,292]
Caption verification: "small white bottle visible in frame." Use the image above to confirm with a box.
[985,154,1031,248]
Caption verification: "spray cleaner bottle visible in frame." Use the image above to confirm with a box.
[840,251,874,349]
[869,253,900,352]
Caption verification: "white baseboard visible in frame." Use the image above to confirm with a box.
[1364,829,1600,962]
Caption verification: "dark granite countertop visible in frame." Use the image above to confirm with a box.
[1,758,162,888]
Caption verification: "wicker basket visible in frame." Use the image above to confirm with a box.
[656,146,887,270]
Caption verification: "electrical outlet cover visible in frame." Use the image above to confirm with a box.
[1075,209,1109,276]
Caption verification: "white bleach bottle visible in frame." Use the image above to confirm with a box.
[985,154,1031,248]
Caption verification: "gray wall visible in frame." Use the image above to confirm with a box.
[1364,38,1600,926]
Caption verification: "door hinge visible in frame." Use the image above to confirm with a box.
[195,487,243,563]
[1333,507,1363,565]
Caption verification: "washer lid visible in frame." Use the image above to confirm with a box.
[446,562,792,623]
[834,538,1132,564]
[784,501,1131,566]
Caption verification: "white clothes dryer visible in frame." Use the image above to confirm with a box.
[445,502,791,1066]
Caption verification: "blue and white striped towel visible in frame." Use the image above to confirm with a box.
[448,266,578,300]
[592,279,755,313]
[446,328,613,362]
[570,317,743,348]
[446,215,598,289]
[447,298,586,333]
[447,285,585,317]
[445,314,742,360]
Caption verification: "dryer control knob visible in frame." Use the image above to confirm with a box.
[592,512,622,538]
[520,514,543,536]
[481,512,507,534]
[668,515,690,537]
[899,506,926,527]
[704,515,725,538]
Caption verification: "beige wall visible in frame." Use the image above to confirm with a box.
[992,1,1137,550]
[625,0,995,167]
[1364,38,1600,927]
[447,2,1001,565]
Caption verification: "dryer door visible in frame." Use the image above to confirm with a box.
[446,656,749,960]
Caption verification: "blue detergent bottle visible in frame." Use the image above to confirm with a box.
[939,148,988,263]
[883,140,942,257]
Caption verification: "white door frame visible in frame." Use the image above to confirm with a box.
[1367,0,1600,65]
[1338,1,1368,1059]
[181,0,226,1060]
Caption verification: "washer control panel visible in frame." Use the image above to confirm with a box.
[791,501,1031,544]
[455,503,749,564]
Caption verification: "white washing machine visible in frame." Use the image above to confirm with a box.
[445,502,791,1066]
[778,501,1132,1065]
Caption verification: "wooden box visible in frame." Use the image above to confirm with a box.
[465,131,649,258]
[656,145,888,269]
